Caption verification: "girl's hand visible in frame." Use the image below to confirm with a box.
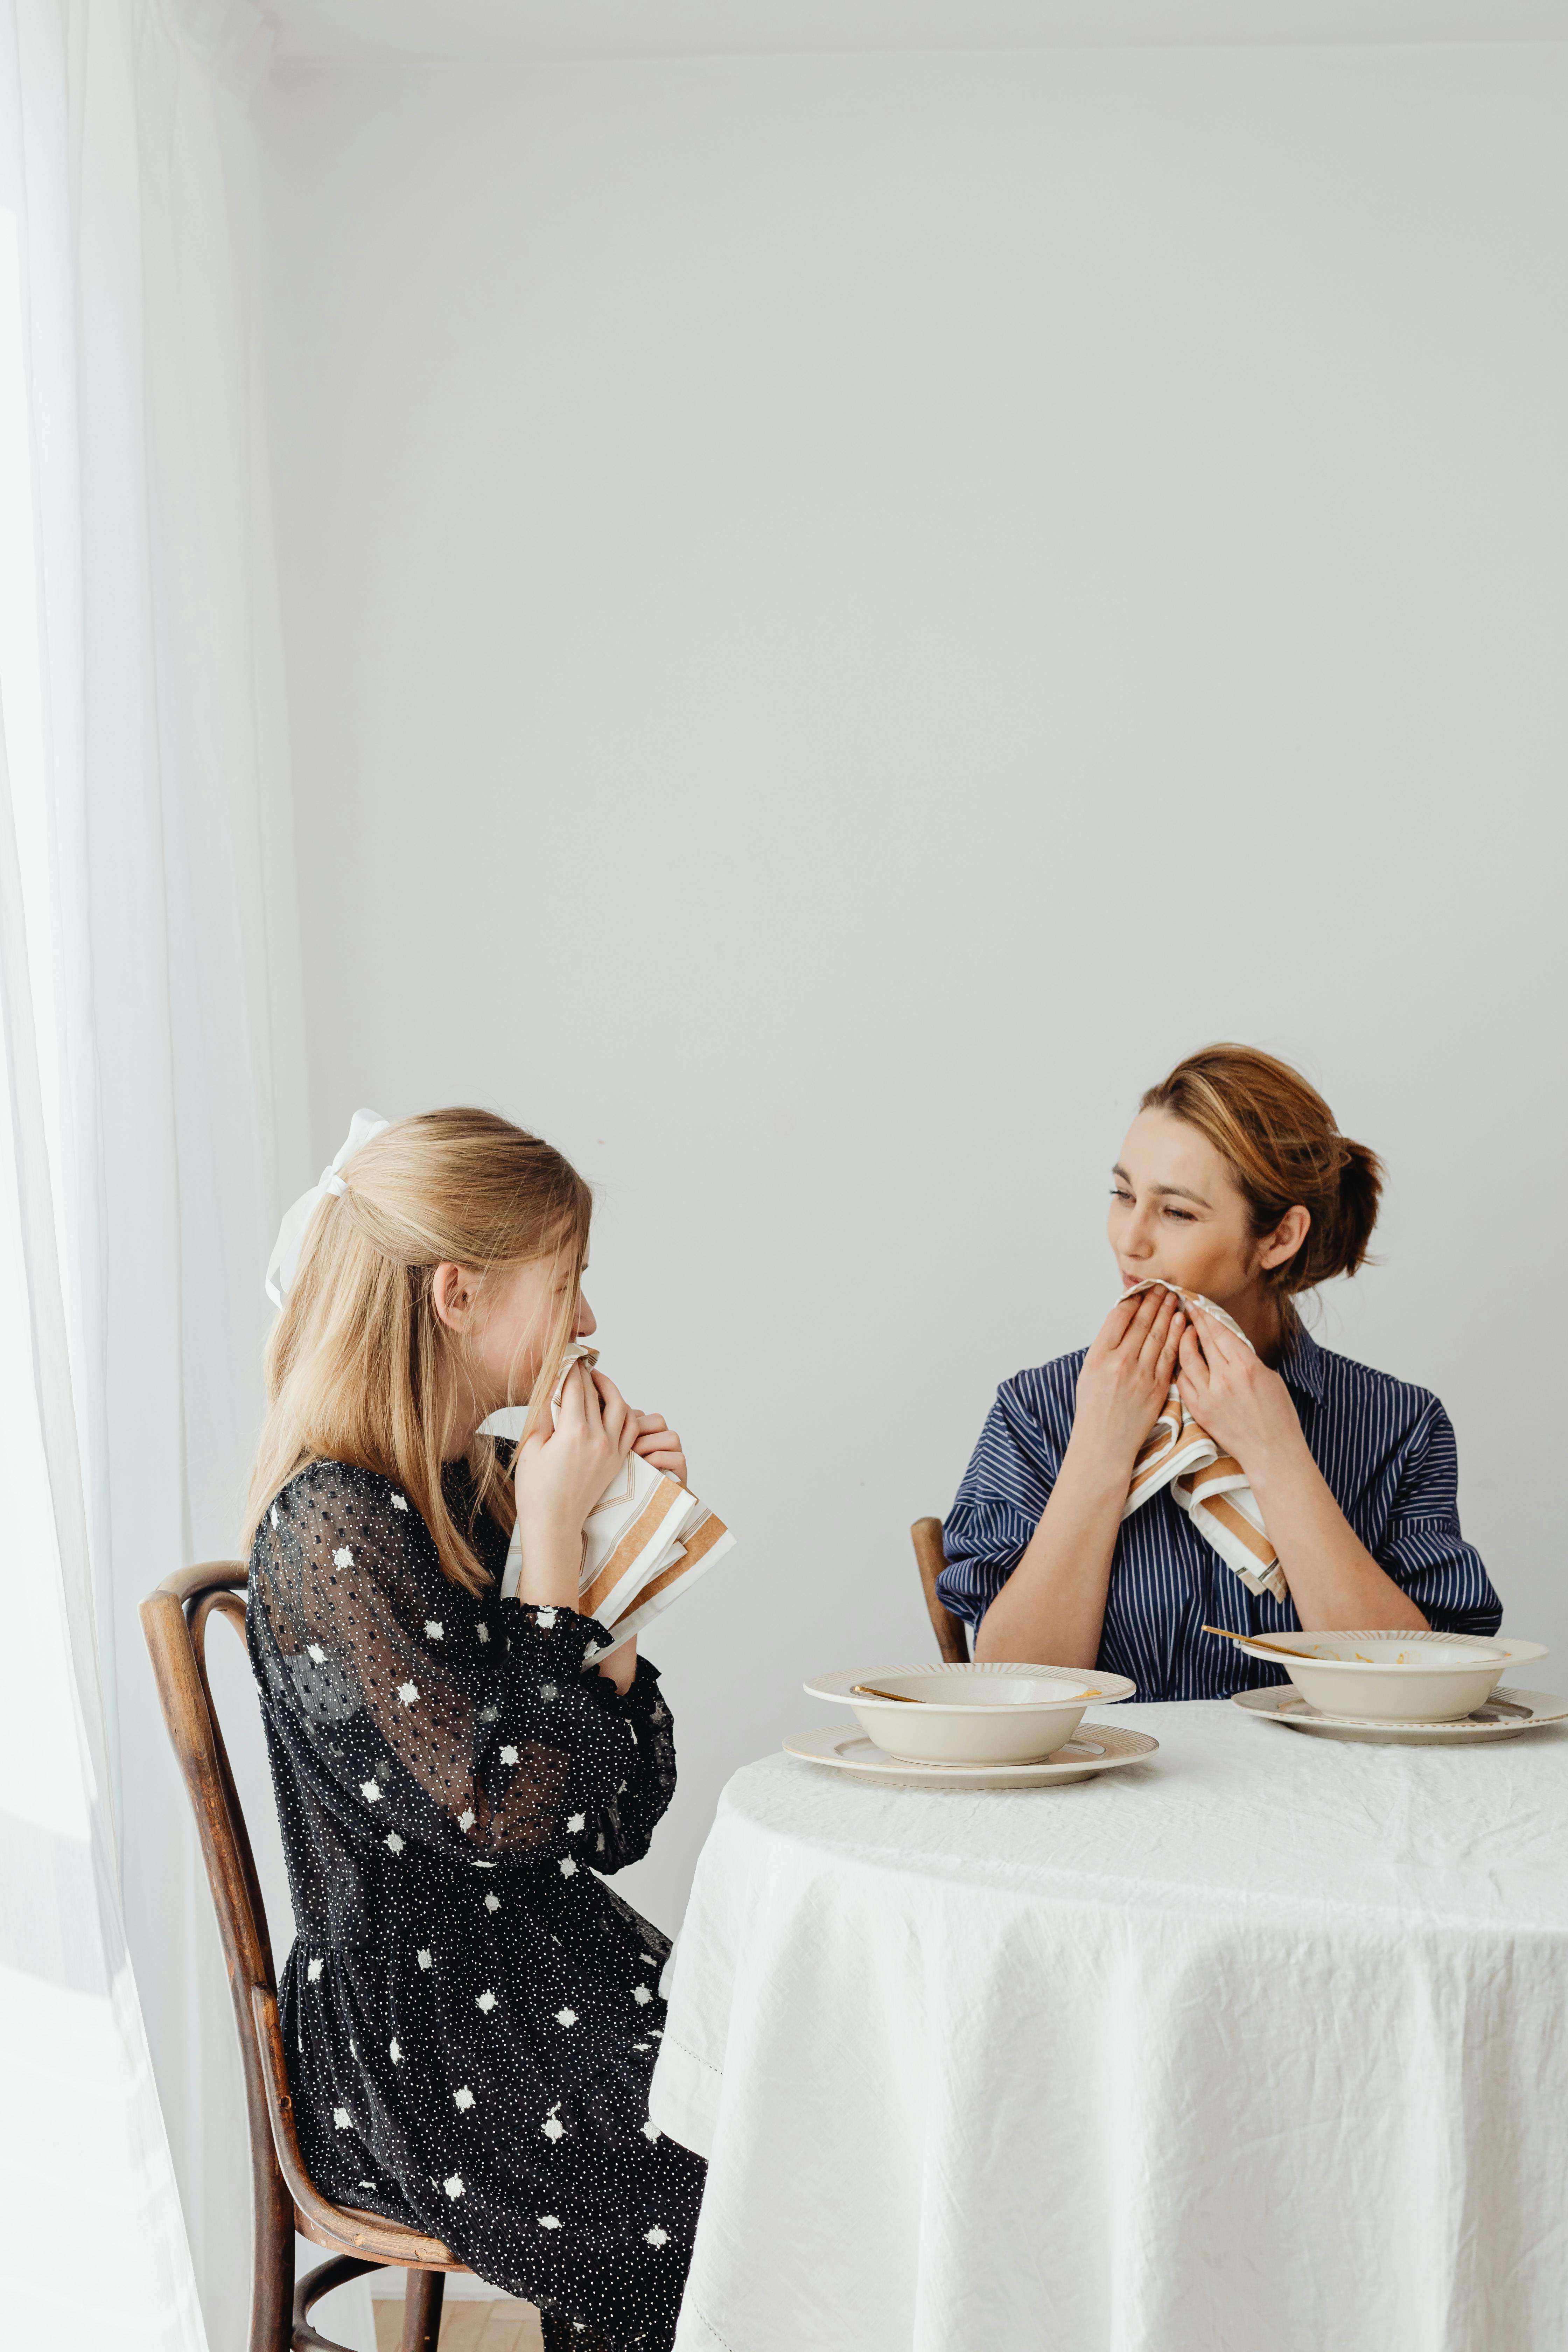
[1068,1287,1186,1483]
[598,1636,639,1696]
[512,1364,638,1608]
[1177,1308,1306,1474]
[629,1411,688,1488]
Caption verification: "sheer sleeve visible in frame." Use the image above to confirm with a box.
[248,1460,677,1876]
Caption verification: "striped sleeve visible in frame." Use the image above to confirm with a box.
[1375,1400,1502,1636]
[937,1372,1064,1630]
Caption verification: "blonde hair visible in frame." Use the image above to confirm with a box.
[1141,1044,1382,1325]
[243,1108,592,1594]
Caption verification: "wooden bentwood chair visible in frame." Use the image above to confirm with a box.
[141,1563,470,2352]
[911,1517,969,1664]
[144,1539,959,2350]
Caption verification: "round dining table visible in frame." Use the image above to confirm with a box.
[648,1697,1568,2352]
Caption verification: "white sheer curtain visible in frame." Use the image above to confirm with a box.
[0,2,315,2344]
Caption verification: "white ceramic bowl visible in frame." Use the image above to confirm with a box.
[802,1662,1138,1765]
[1233,1629,1530,1722]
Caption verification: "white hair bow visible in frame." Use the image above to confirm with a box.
[265,1109,390,1307]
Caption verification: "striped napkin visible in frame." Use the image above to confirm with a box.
[495,1345,735,1657]
[1121,1280,1289,1605]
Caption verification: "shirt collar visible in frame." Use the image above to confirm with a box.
[1275,1322,1325,1404]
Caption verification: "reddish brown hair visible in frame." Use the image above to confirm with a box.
[1141,1045,1382,1315]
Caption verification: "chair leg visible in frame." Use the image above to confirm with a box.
[252,2150,296,2352]
[401,2269,446,2352]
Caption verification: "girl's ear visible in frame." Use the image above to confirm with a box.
[431,1261,477,1333]
[1257,1205,1310,1272]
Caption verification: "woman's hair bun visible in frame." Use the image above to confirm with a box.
[1140,1044,1383,1306]
[1314,1135,1382,1288]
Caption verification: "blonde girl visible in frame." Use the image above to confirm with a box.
[245,1108,703,2352]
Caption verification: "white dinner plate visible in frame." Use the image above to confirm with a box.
[1231,1683,1568,1745]
[783,1721,1159,1787]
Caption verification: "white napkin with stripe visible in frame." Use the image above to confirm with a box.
[1120,1280,1289,1606]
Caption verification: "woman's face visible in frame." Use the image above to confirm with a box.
[1107,1109,1276,1316]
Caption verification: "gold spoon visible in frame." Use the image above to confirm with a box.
[850,1681,1101,1703]
[1202,1624,1318,1661]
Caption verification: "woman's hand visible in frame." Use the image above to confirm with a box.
[976,1287,1183,1670]
[1177,1306,1427,1632]
[628,1410,687,1488]
[1176,1307,1307,1474]
[1066,1287,1186,1482]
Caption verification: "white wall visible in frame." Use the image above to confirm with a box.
[256,42,1568,1933]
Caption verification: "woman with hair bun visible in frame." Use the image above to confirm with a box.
[940,1046,1501,1698]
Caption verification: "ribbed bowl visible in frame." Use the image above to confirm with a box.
[802,1662,1138,1765]
[1233,1629,1525,1722]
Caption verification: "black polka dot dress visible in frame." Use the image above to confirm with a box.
[246,1454,705,2352]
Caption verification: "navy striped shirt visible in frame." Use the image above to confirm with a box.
[938,1328,1501,1701]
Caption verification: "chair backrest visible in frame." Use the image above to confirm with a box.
[140,1563,456,2332]
[910,1517,970,1664]
[142,1564,298,2343]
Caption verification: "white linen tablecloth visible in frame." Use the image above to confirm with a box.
[649,1700,1568,2352]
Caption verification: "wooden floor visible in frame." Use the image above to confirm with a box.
[372,2295,545,2352]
